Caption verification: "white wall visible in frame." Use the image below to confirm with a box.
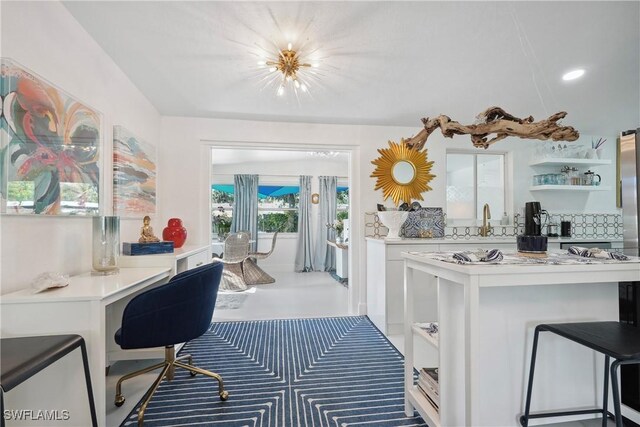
[443,133,618,220]
[160,116,619,313]
[159,116,422,313]
[511,135,618,215]
[0,2,161,294]
[0,2,619,300]
[211,156,349,271]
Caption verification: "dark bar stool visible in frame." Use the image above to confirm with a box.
[521,321,640,427]
[0,335,98,427]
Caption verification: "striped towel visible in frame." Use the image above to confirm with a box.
[567,246,629,261]
[452,249,504,263]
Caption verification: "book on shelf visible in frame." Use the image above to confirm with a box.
[418,378,439,397]
[420,367,439,383]
[417,383,440,412]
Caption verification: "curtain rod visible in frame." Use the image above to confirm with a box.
[212,173,349,180]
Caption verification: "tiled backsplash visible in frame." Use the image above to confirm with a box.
[364,212,623,240]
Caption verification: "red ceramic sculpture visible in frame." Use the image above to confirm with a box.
[163,218,187,249]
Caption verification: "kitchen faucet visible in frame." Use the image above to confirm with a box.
[479,203,492,237]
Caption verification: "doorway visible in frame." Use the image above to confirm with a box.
[207,145,355,321]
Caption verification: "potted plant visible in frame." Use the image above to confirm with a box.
[327,219,345,243]
[212,206,232,240]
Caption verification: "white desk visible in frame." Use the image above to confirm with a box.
[118,244,210,275]
[1,267,171,427]
[402,252,640,427]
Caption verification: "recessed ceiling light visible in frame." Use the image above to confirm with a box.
[562,69,585,81]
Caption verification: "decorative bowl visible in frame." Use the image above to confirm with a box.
[378,211,409,239]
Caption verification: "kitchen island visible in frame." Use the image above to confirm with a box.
[402,251,640,427]
[367,236,623,335]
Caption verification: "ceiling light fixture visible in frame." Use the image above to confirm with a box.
[259,42,315,96]
[562,69,585,81]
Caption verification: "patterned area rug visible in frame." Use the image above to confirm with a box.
[121,316,426,426]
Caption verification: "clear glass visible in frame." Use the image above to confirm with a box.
[477,154,505,218]
[446,154,475,219]
[446,152,505,221]
[92,216,120,275]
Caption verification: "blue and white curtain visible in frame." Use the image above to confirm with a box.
[231,174,258,252]
[295,175,314,272]
[314,176,337,271]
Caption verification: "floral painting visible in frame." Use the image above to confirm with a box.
[0,59,100,215]
[113,125,156,216]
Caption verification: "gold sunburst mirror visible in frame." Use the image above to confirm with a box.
[371,140,435,206]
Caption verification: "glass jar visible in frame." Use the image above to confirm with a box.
[569,167,580,185]
[92,216,120,275]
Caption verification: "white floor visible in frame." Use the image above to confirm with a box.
[105,270,349,427]
[213,270,349,321]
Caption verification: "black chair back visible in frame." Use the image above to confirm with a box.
[118,262,223,349]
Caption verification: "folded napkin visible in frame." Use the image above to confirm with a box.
[452,249,504,263]
[567,246,629,261]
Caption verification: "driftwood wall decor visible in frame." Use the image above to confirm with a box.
[404,107,580,150]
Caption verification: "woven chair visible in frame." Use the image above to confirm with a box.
[216,232,250,292]
[243,232,278,285]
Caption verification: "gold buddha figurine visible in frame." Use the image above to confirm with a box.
[139,215,160,243]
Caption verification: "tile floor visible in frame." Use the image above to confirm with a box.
[105,270,349,426]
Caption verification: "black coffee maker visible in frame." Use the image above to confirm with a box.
[525,202,542,236]
[518,201,548,253]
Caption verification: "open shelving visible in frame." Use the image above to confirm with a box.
[412,323,439,348]
[530,185,611,192]
[529,158,611,167]
[407,385,441,427]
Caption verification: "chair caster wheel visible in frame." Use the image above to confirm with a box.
[219,391,229,401]
[519,416,526,426]
[190,370,197,377]
[115,396,125,407]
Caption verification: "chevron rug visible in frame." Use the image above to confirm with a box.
[121,316,427,426]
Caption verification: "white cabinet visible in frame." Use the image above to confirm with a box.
[118,244,210,276]
[366,238,516,335]
[186,248,209,271]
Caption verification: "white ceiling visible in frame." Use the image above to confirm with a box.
[64,1,639,136]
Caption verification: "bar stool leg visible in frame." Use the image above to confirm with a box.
[79,340,98,427]
[610,359,623,427]
[521,326,543,427]
[602,355,610,427]
[1,389,5,427]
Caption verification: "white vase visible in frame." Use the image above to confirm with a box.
[596,148,604,159]
[377,211,409,239]
[586,148,597,159]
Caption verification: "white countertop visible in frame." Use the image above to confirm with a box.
[0,267,171,303]
[401,250,639,287]
[366,236,622,245]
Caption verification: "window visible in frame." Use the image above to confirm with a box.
[6,181,98,215]
[337,185,349,217]
[257,186,299,233]
[446,152,505,221]
[211,182,299,233]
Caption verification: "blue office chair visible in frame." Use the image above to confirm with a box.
[113,262,227,425]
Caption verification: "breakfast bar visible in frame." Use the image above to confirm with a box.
[402,251,640,426]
